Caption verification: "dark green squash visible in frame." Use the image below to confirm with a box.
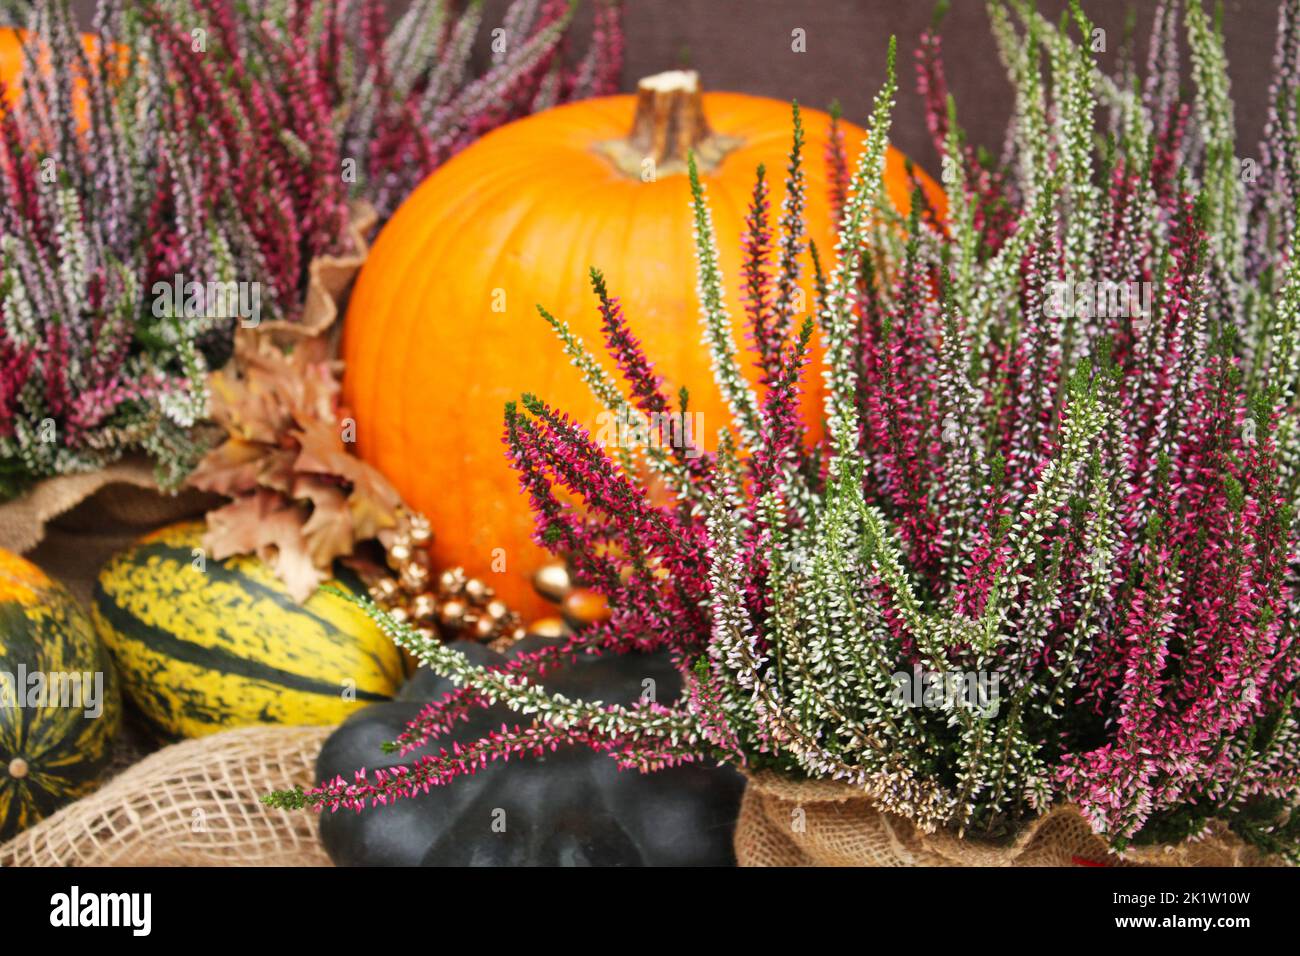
[317,637,744,866]
[0,549,121,840]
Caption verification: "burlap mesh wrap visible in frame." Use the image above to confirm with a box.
[0,726,333,867]
[735,771,1275,867]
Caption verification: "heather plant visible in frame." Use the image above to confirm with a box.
[0,0,220,495]
[0,0,621,497]
[147,0,623,225]
[0,0,342,494]
[273,0,1300,861]
[323,0,624,219]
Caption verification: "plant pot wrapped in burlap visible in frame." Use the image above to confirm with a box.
[734,773,1275,867]
[0,726,332,867]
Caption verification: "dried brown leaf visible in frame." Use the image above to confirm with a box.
[203,489,325,602]
[296,476,355,568]
[188,436,270,497]
[192,327,406,602]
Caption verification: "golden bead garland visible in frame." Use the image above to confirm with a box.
[362,510,524,651]
[361,508,614,652]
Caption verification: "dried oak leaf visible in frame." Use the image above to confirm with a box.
[206,356,291,444]
[295,475,355,569]
[187,436,267,497]
[253,447,299,494]
[293,420,401,540]
[204,489,326,602]
[190,328,406,602]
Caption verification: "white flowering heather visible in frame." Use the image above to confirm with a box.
[333,0,623,218]
[0,0,621,497]
[276,1,1300,862]
[691,155,764,457]
[0,1,223,494]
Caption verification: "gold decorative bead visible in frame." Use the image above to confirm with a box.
[485,599,510,622]
[563,588,611,626]
[439,598,466,628]
[387,541,412,569]
[401,563,430,591]
[532,562,573,602]
[387,606,410,625]
[463,577,489,604]
[527,616,570,639]
[438,567,466,596]
[368,580,399,606]
[487,625,526,654]
[472,615,497,640]
[412,593,438,623]
[408,514,433,545]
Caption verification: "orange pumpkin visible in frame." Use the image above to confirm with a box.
[343,72,944,618]
[0,29,37,112]
[0,27,120,129]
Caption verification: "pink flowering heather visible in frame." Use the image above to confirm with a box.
[150,0,623,225]
[274,0,1300,861]
[1,1,216,494]
[333,0,624,219]
[0,0,621,495]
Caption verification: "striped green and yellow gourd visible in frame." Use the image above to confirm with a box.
[93,522,404,739]
[0,549,121,840]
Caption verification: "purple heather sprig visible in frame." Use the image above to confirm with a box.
[1,1,215,493]
[333,0,623,219]
[277,0,1300,862]
[0,0,622,496]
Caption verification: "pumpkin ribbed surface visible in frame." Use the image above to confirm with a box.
[0,27,115,126]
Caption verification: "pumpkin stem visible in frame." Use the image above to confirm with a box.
[596,70,743,178]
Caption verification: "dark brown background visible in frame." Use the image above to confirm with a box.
[60,0,1288,179]
[593,0,1284,174]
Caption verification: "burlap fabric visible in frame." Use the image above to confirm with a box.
[735,771,1275,867]
[0,726,333,866]
[0,458,180,558]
